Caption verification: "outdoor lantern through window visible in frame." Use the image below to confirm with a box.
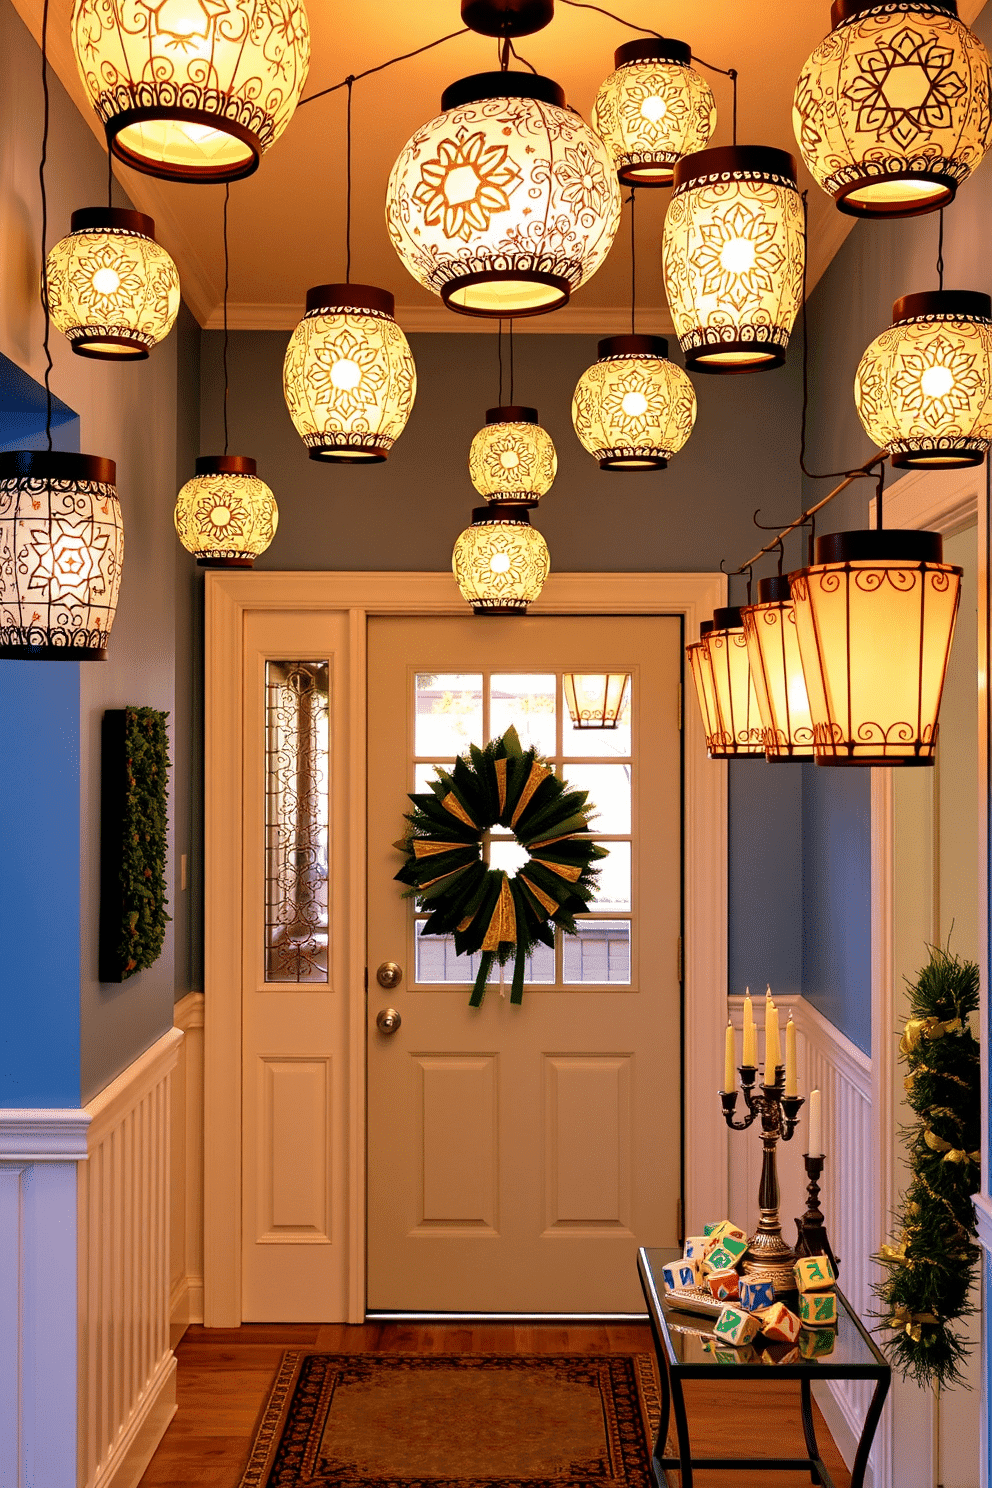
[686,621,720,752]
[794,0,992,218]
[789,529,962,765]
[706,605,765,758]
[452,504,550,614]
[563,673,631,728]
[0,450,123,659]
[174,456,278,567]
[386,71,621,317]
[571,335,697,469]
[469,407,557,505]
[742,575,816,760]
[856,291,992,468]
[283,285,416,463]
[662,145,805,373]
[592,38,716,186]
[71,0,310,182]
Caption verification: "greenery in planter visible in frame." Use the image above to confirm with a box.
[872,942,981,1388]
[100,707,171,981]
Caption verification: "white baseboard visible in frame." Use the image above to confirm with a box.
[89,1353,177,1488]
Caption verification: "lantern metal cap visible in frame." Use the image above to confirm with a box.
[194,455,258,477]
[674,144,798,190]
[305,283,396,318]
[712,605,745,630]
[471,503,532,524]
[754,574,793,605]
[812,528,945,566]
[830,0,956,25]
[441,71,566,111]
[598,333,669,360]
[461,0,555,37]
[0,449,116,485]
[485,405,538,424]
[700,620,714,637]
[893,289,992,324]
[70,206,156,239]
[615,37,692,68]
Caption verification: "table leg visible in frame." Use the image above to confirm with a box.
[669,1370,694,1488]
[655,1353,672,1469]
[800,1377,822,1485]
[849,1377,890,1488]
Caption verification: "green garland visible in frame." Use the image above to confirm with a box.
[395,726,607,1005]
[872,943,981,1388]
[101,707,171,981]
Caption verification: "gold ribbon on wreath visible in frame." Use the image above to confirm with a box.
[900,1015,963,1054]
[923,1129,980,1165]
[886,1304,939,1343]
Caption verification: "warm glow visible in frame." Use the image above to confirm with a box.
[452,509,550,614]
[45,211,179,360]
[563,673,630,729]
[468,413,557,504]
[742,584,815,760]
[686,634,720,750]
[572,337,696,469]
[592,41,715,185]
[174,462,278,566]
[706,609,765,757]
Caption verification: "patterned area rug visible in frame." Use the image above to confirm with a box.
[239,1352,661,1488]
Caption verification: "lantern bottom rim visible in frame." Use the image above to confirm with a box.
[0,642,108,661]
[442,270,570,319]
[617,160,675,186]
[69,334,150,361]
[834,172,956,220]
[307,447,388,464]
[891,447,986,470]
[108,108,261,184]
[472,602,529,615]
[598,455,668,470]
[707,748,765,760]
[815,754,935,768]
[196,557,256,568]
[686,343,785,374]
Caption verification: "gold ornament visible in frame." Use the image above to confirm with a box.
[174,456,277,567]
[592,38,715,186]
[46,208,179,360]
[469,407,557,504]
[571,335,696,469]
[452,505,550,614]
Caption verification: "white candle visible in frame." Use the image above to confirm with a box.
[766,1001,781,1073]
[808,1088,822,1157]
[725,1021,736,1093]
[785,1015,797,1097]
[743,987,756,1066]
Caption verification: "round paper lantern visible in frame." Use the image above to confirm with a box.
[45,208,179,360]
[174,456,277,567]
[706,606,765,757]
[794,0,992,218]
[789,529,962,765]
[469,407,557,504]
[742,575,815,760]
[856,290,992,468]
[662,145,805,373]
[452,505,550,614]
[685,622,721,752]
[592,38,716,185]
[283,285,416,463]
[70,0,310,182]
[0,450,123,659]
[571,335,696,469]
[386,72,622,317]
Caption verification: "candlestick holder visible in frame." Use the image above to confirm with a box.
[719,1064,804,1297]
[794,1154,840,1276]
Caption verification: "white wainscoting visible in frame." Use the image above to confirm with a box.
[78,1027,183,1488]
[171,993,204,1334]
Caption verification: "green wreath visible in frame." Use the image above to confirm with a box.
[395,726,608,1005]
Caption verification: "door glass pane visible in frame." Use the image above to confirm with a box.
[414,763,453,795]
[489,838,530,875]
[490,673,556,754]
[591,841,631,911]
[415,673,482,757]
[563,684,632,757]
[564,763,632,835]
[265,660,329,983]
[415,921,555,984]
[563,921,631,984]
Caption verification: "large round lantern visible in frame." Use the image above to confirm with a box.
[685,622,721,752]
[790,530,962,766]
[452,505,550,614]
[45,208,179,360]
[469,407,557,504]
[174,456,277,567]
[856,290,992,468]
[706,606,765,757]
[742,575,815,760]
[283,285,416,463]
[794,0,992,218]
[386,72,621,317]
[70,0,310,182]
[0,451,123,659]
[571,335,696,469]
[592,39,716,185]
[662,146,805,373]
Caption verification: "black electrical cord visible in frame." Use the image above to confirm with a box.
[298,28,469,107]
[628,187,636,334]
[497,320,504,406]
[39,0,53,450]
[937,206,945,291]
[222,183,230,457]
[345,76,354,282]
[557,0,661,38]
[508,39,538,73]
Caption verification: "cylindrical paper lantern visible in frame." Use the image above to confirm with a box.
[742,574,815,760]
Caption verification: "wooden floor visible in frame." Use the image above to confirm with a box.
[140,1322,852,1488]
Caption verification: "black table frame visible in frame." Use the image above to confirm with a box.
[638,1248,890,1488]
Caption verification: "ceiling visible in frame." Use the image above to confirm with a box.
[12,0,987,331]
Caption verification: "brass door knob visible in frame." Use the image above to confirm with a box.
[376,961,402,989]
[376,1007,402,1035]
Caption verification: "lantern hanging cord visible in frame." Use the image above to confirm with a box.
[557,0,661,37]
[298,28,469,107]
[497,320,504,405]
[937,207,945,291]
[508,40,538,73]
[508,319,515,404]
[345,76,354,282]
[628,187,636,335]
[39,0,53,451]
[107,144,113,209]
[731,456,882,577]
[222,183,230,457]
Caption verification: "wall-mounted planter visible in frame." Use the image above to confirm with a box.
[99,707,170,982]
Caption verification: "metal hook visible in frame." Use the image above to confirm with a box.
[744,564,753,605]
[752,508,795,533]
[719,557,729,574]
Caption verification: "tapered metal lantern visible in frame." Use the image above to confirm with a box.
[706,606,765,757]
[571,335,696,469]
[469,407,557,505]
[790,530,962,765]
[563,673,630,728]
[686,621,720,752]
[856,291,992,468]
[452,505,550,614]
[174,456,278,567]
[45,209,179,360]
[592,38,716,186]
[794,0,992,218]
[0,451,123,659]
[742,575,815,760]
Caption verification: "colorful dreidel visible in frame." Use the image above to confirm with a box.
[707,1268,740,1302]
[683,1235,708,1262]
[799,1290,838,1327]
[757,1301,802,1344]
[799,1327,837,1360]
[703,1245,742,1275]
[739,1278,776,1313]
[794,1255,836,1292]
[713,1304,761,1347]
[662,1259,700,1292]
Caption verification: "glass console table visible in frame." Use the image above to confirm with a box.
[638,1247,890,1488]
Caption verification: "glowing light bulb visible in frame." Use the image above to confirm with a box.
[720,237,756,273]
[499,449,520,469]
[330,358,362,390]
[640,95,667,122]
[922,365,954,397]
[210,506,231,527]
[490,553,511,573]
[621,390,649,416]
[92,267,121,294]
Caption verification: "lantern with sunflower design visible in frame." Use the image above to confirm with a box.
[794,0,992,218]
[283,284,417,463]
[452,505,550,614]
[855,291,992,467]
[386,72,622,317]
[45,208,180,360]
[571,335,696,469]
[592,38,716,185]
[662,146,805,372]
[468,407,557,505]
[174,456,278,567]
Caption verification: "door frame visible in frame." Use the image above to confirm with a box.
[203,570,727,1326]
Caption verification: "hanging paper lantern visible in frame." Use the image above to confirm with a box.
[706,606,765,757]
[70,0,310,182]
[571,335,696,469]
[563,673,630,728]
[469,407,557,505]
[174,456,277,567]
[283,285,416,463]
[592,38,716,185]
[452,505,550,614]
[0,451,123,659]
[685,622,721,752]
[794,0,992,218]
[386,72,621,317]
[855,291,992,468]
[45,208,179,361]
[790,530,961,765]
[662,146,805,373]
[742,575,815,760]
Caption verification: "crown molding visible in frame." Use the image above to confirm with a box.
[201,301,677,335]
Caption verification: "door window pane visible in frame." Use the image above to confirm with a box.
[591,841,631,911]
[415,763,454,795]
[415,920,555,984]
[489,838,530,876]
[563,684,632,757]
[563,921,631,984]
[564,763,631,835]
[490,673,556,755]
[416,673,482,757]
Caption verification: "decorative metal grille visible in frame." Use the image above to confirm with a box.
[265,660,329,982]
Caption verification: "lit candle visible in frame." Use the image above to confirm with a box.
[808,1089,822,1157]
[785,1014,797,1097]
[743,988,756,1066]
[766,1001,781,1074]
[725,1020,736,1093]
